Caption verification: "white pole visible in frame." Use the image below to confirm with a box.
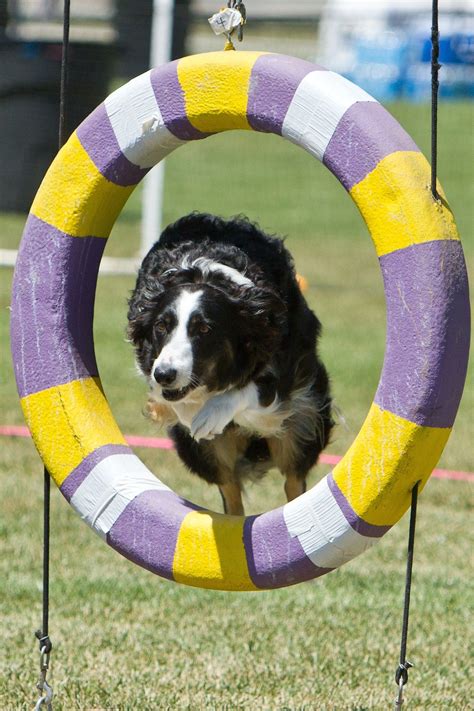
[140,0,175,257]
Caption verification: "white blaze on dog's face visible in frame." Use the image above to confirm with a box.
[130,259,283,404]
[151,289,203,400]
[143,280,253,403]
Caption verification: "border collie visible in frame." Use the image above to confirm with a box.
[127,213,333,515]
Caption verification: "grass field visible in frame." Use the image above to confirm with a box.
[1,100,473,709]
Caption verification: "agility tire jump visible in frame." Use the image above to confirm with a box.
[11,52,470,591]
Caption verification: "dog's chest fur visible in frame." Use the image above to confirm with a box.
[148,387,209,430]
[148,383,290,439]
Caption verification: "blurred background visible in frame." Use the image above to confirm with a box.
[1,4,473,707]
[0,0,473,212]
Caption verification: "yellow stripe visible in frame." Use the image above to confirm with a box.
[350,151,459,257]
[177,51,265,134]
[30,132,134,238]
[332,403,451,526]
[21,378,126,486]
[173,510,257,591]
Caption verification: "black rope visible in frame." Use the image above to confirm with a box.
[35,468,52,655]
[394,4,441,691]
[394,481,420,696]
[59,0,71,150]
[431,0,441,199]
[35,0,71,668]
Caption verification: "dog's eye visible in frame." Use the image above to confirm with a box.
[155,320,167,334]
[199,323,211,334]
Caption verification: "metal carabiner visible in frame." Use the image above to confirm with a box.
[34,678,53,710]
[394,659,413,708]
[394,675,405,708]
[34,641,53,710]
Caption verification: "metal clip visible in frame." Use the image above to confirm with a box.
[394,661,413,709]
[34,637,53,710]
[231,1,247,42]
[394,675,405,708]
[34,678,53,710]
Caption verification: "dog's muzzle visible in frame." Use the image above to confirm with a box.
[153,366,177,387]
[161,384,194,401]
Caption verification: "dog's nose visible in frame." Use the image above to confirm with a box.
[153,367,177,387]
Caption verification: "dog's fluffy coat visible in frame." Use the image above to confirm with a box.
[128,213,333,514]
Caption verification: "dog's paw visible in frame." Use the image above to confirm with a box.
[190,394,236,441]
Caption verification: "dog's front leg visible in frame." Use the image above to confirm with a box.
[190,383,259,441]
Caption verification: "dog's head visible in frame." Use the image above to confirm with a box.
[127,251,286,402]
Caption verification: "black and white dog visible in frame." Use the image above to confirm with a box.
[128,213,333,515]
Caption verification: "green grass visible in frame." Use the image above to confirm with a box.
[1,100,473,709]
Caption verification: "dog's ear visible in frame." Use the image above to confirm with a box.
[127,298,154,348]
[127,271,166,343]
[127,246,190,331]
[236,285,287,365]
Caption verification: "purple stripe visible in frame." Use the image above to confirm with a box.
[150,61,209,141]
[107,490,200,581]
[247,54,322,135]
[76,104,148,186]
[11,215,105,398]
[376,240,470,428]
[323,102,420,190]
[243,508,331,589]
[327,474,391,538]
[60,444,132,502]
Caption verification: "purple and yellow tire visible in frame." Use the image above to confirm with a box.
[10,52,470,591]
